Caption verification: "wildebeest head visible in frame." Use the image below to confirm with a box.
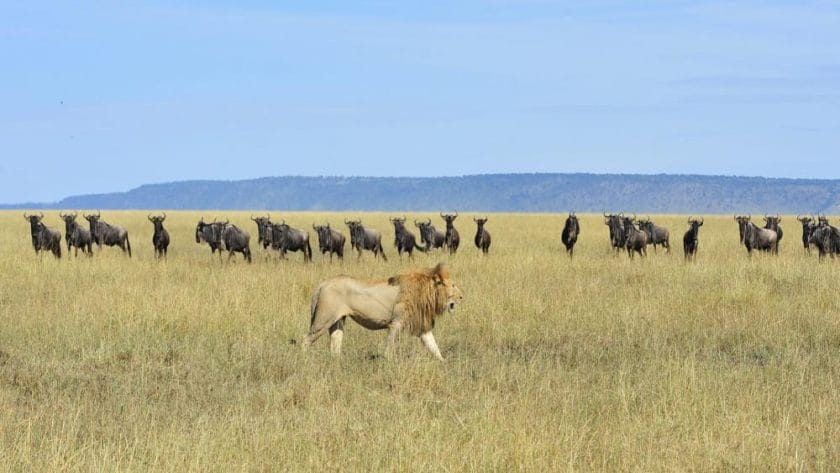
[148,213,166,232]
[441,212,458,227]
[734,215,751,243]
[473,217,488,229]
[82,210,103,235]
[24,211,45,232]
[763,214,782,231]
[251,214,272,245]
[195,218,221,244]
[313,223,332,245]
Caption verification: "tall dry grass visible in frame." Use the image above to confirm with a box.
[0,211,838,471]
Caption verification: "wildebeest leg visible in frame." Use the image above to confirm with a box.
[385,320,403,359]
[329,319,345,355]
[420,332,444,361]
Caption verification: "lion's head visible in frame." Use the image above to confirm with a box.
[389,262,463,335]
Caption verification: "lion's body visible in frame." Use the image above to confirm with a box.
[302,263,462,360]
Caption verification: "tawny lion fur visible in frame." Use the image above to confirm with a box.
[302,263,462,360]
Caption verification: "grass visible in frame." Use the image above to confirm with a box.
[1,211,838,471]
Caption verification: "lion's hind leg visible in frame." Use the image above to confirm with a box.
[329,318,345,355]
[302,313,337,351]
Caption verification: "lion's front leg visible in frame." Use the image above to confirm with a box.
[385,320,403,359]
[420,332,444,361]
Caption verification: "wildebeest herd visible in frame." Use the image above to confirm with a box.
[21,211,840,261]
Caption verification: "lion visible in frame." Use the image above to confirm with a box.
[301,262,463,361]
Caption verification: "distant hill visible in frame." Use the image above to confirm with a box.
[4,173,840,214]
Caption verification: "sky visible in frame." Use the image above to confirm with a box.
[2,1,839,203]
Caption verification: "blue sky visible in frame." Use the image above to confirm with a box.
[2,1,839,203]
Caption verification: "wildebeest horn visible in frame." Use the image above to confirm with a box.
[688,216,692,223]
[23,212,29,219]
[344,218,350,224]
[251,215,257,221]
[440,212,445,218]
[161,212,166,221]
[59,211,65,218]
[426,218,431,224]
[38,211,44,219]
[699,217,704,225]
[312,224,317,230]
[224,219,229,225]
[95,210,100,217]
[148,214,154,221]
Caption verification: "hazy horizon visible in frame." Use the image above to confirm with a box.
[3,1,838,203]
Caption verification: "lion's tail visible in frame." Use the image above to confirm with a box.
[309,284,322,327]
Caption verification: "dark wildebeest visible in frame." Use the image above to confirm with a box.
[763,214,783,246]
[59,211,92,257]
[415,218,445,252]
[251,214,273,250]
[623,217,648,259]
[345,219,387,260]
[83,211,131,257]
[682,217,703,261]
[270,221,312,262]
[195,218,225,256]
[809,218,840,260]
[604,213,626,253]
[797,216,816,254]
[390,216,424,259]
[219,220,252,263]
[148,213,170,259]
[312,223,345,261]
[24,212,62,258]
[441,212,460,254]
[637,218,670,253]
[561,212,579,257]
[735,215,778,255]
[474,217,492,255]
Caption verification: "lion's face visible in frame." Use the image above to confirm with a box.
[438,275,463,313]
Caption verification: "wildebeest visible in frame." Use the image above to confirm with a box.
[24,212,62,258]
[251,214,273,250]
[345,219,387,260]
[219,221,252,263]
[441,212,460,254]
[473,217,491,255]
[312,223,346,261]
[637,218,670,253]
[560,212,578,257]
[195,218,225,256]
[59,211,92,257]
[735,215,778,255]
[83,211,131,257]
[809,218,840,260]
[797,216,816,254]
[604,213,626,253]
[148,213,170,259]
[623,217,648,259]
[415,218,445,252]
[389,216,424,259]
[682,217,703,261]
[763,214,783,245]
[270,220,312,262]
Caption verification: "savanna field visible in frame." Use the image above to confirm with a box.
[1,211,838,472]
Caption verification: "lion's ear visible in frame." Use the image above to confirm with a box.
[388,276,400,286]
[432,262,447,281]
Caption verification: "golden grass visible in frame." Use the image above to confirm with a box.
[1,211,838,471]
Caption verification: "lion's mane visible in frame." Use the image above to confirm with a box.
[388,264,450,336]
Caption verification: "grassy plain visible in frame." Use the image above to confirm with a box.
[0,211,838,471]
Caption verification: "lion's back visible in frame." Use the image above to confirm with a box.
[310,276,400,328]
